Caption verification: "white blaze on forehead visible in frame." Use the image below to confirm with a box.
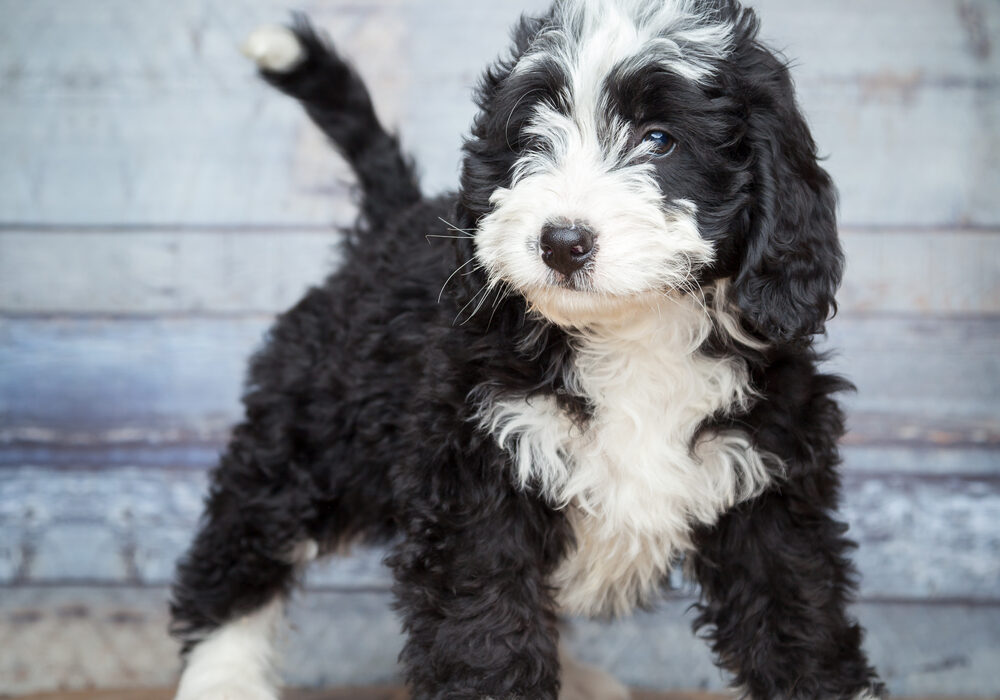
[561,0,732,87]
[511,0,735,146]
[518,0,736,94]
[516,0,735,170]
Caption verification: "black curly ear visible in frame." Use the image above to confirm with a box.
[732,45,843,343]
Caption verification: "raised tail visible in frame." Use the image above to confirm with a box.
[242,16,422,229]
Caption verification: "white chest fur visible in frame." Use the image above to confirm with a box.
[480,293,774,616]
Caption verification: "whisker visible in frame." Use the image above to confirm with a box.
[437,217,476,234]
[484,281,512,331]
[462,279,500,326]
[454,282,490,325]
[442,226,476,237]
[659,274,710,328]
[437,258,476,304]
[425,234,476,240]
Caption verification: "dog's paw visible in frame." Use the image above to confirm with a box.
[853,690,887,700]
[241,25,305,73]
[559,657,630,700]
[174,680,278,700]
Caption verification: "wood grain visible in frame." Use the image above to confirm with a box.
[2,316,996,447]
[0,689,724,700]
[8,690,985,700]
[2,587,998,697]
[0,0,996,226]
[12,690,981,700]
[2,229,997,316]
[1,0,998,695]
[1,466,997,599]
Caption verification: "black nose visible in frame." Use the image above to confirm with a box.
[539,223,595,277]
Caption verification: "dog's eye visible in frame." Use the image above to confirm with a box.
[641,128,677,157]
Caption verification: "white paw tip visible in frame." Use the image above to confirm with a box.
[291,539,319,563]
[241,25,305,73]
[175,681,278,700]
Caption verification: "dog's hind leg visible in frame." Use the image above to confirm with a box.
[172,594,286,700]
[169,279,402,699]
[169,424,320,700]
[243,17,422,230]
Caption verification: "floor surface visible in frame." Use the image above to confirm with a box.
[9,689,979,700]
[11,690,710,700]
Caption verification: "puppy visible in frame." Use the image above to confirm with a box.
[170,1,885,698]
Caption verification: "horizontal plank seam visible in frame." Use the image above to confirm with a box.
[0,223,351,234]
[1,581,998,607]
[4,311,1000,323]
[814,75,1000,91]
[1,223,999,234]
[836,225,1000,235]
[823,311,1000,323]
[841,438,1000,450]
[4,431,999,451]
[844,471,1000,483]
[0,311,280,321]
[1,460,996,483]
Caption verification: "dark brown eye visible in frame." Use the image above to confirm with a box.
[641,128,677,157]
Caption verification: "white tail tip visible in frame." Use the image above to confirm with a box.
[241,25,305,73]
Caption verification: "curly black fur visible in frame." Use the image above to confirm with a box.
[171,3,884,698]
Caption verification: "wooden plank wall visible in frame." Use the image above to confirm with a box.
[1,0,998,695]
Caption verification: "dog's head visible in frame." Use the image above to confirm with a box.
[459,0,841,342]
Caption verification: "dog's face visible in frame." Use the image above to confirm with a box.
[461,0,842,340]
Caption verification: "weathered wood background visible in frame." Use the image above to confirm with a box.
[1,0,998,696]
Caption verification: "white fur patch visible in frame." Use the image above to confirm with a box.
[289,538,319,564]
[242,25,305,73]
[518,0,735,84]
[480,285,774,616]
[477,160,713,326]
[174,598,283,700]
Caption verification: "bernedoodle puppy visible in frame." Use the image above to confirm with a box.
[170,1,885,698]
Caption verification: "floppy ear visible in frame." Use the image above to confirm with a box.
[732,45,843,342]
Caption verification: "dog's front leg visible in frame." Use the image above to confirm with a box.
[388,470,566,700]
[690,489,885,699]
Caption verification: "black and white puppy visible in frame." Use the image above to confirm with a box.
[171,1,885,698]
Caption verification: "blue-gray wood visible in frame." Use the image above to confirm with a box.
[2,229,998,315]
[0,0,998,695]
[3,316,997,448]
[0,0,997,226]
[2,467,998,600]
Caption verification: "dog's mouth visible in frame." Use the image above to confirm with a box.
[477,247,701,327]
[547,269,594,292]
[520,282,673,328]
